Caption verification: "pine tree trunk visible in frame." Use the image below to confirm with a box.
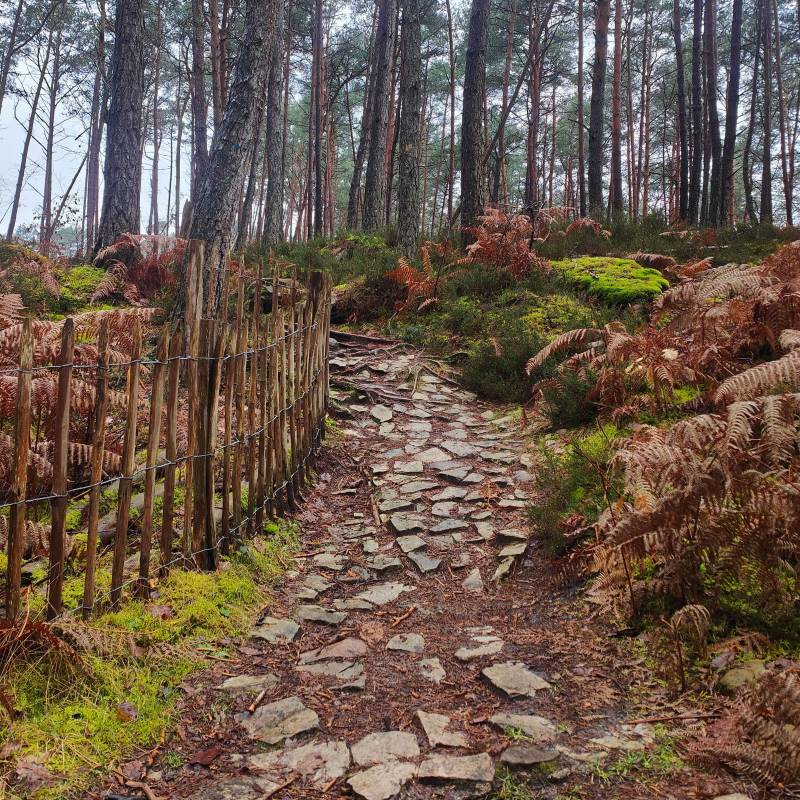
[718,0,742,225]
[445,0,456,225]
[397,0,422,255]
[149,1,162,235]
[362,0,396,231]
[772,0,791,224]
[189,0,209,199]
[461,0,490,238]
[688,0,703,223]
[180,0,278,314]
[673,0,689,221]
[86,0,107,251]
[40,27,62,254]
[588,0,611,212]
[760,0,773,223]
[578,0,587,216]
[262,0,288,245]
[743,10,761,223]
[703,0,722,225]
[0,0,24,117]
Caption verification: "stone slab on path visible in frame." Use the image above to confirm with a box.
[417,753,494,783]
[248,739,350,788]
[416,710,469,748]
[347,761,417,800]
[297,605,348,625]
[351,731,420,766]
[250,617,299,644]
[482,661,551,697]
[238,696,319,744]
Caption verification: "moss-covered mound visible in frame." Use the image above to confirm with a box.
[550,256,669,304]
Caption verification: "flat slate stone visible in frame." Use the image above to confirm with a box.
[334,597,374,611]
[416,711,469,748]
[218,673,279,693]
[300,637,368,663]
[191,778,282,799]
[249,739,351,787]
[498,498,526,508]
[463,472,485,484]
[399,480,439,494]
[431,519,469,533]
[387,632,425,653]
[408,550,441,573]
[380,499,414,513]
[297,605,348,625]
[351,730,421,766]
[417,753,494,783]
[441,441,478,457]
[482,661,551,697]
[313,553,347,570]
[296,660,364,682]
[419,657,446,684]
[395,460,424,474]
[438,468,471,483]
[362,539,379,554]
[389,515,425,535]
[239,696,319,744]
[418,447,449,463]
[500,745,559,766]
[493,557,514,582]
[462,568,484,593]
[498,542,527,558]
[250,617,299,644]
[367,554,402,572]
[305,574,333,592]
[397,534,426,553]
[490,712,557,743]
[432,487,468,501]
[347,761,417,800]
[431,501,457,517]
[455,633,504,662]
[356,581,414,606]
[371,405,393,422]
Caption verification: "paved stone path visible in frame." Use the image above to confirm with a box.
[127,337,673,800]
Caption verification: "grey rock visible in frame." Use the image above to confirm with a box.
[498,542,527,558]
[395,460,424,474]
[380,499,414,514]
[218,673,279,693]
[362,538,379,554]
[498,498,526,508]
[191,778,283,799]
[438,467,471,483]
[387,632,425,653]
[490,712,557,743]
[492,557,514,582]
[356,582,414,606]
[418,447,449,463]
[305,574,333,593]
[397,535,426,553]
[431,519,469,533]
[719,660,765,691]
[239,696,319,744]
[712,795,754,800]
[416,710,469,748]
[366,554,402,572]
[500,746,559,766]
[462,568,484,593]
[419,657,446,684]
[371,405,393,422]
[250,617,299,644]
[418,753,494,783]
[408,550,441,573]
[351,731,421,766]
[462,473,485,484]
[248,739,351,787]
[399,480,439,494]
[498,528,528,540]
[389,515,425,535]
[347,761,417,800]
[334,597,374,611]
[482,661,551,697]
[432,487,468,502]
[313,552,347,571]
[297,605,348,625]
[299,637,368,663]
[455,633,504,662]
[296,660,364,682]
[431,501,457,517]
[441,441,478,457]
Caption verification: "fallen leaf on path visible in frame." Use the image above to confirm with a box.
[189,745,223,766]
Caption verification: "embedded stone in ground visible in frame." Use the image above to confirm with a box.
[191,778,283,800]
[248,739,351,787]
[462,568,483,593]
[334,597,374,611]
[438,467,470,483]
[416,710,469,748]
[500,745,559,766]
[355,581,414,606]
[397,534,426,553]
[431,501,457,517]
[362,538,379,554]
[347,761,417,800]
[417,753,494,783]
[387,632,425,653]
[351,731,420,766]
[431,486,468,502]
[399,480,439,494]
[498,542,527,558]
[431,519,469,533]
[218,674,279,693]
[296,660,364,683]
[408,550,441,573]
[455,629,504,661]
[493,557,514,582]
[371,405,393,422]
[482,661,551,697]
[367,554,402,572]
[238,696,319,744]
[389,515,425,535]
[419,657,446,684]
[489,712,557,743]
[418,446,449,463]
[395,460,423,474]
[299,637,368,663]
[441,441,478,457]
[250,617,299,644]
[313,552,347,570]
[379,498,414,514]
[305,574,333,593]
[297,605,348,625]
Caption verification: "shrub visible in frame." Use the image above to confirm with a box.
[550,256,669,304]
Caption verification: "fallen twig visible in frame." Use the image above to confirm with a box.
[390,605,417,627]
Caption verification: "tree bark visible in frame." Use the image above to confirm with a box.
[718,0,742,225]
[189,0,209,199]
[397,0,422,255]
[588,0,611,212]
[688,0,703,223]
[40,26,62,254]
[577,0,587,216]
[772,0,791,224]
[362,0,396,231]
[760,0,773,223]
[672,0,689,221]
[610,0,623,216]
[703,0,722,225]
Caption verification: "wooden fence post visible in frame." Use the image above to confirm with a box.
[110,319,142,608]
[82,318,109,617]
[46,318,75,619]
[137,324,169,595]
[6,318,33,620]
[160,324,183,574]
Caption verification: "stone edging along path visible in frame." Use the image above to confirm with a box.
[98,335,723,800]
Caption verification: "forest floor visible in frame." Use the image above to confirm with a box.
[88,332,748,800]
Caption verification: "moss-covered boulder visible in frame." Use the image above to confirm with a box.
[56,265,106,312]
[550,256,669,304]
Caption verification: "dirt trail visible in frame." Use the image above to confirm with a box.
[94,335,734,800]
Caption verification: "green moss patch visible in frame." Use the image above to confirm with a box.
[55,265,106,313]
[550,257,669,304]
[0,521,299,799]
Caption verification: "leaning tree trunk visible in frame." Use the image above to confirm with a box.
[718,0,742,225]
[362,0,397,232]
[461,0,490,238]
[672,0,689,222]
[397,0,422,256]
[588,0,611,213]
[262,0,287,245]
[94,0,145,254]
[180,0,279,315]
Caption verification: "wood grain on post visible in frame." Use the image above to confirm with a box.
[110,318,142,608]
[82,318,110,618]
[137,324,169,595]
[192,318,211,567]
[6,318,33,620]
[160,324,182,574]
[265,267,280,517]
[246,262,261,535]
[46,318,75,620]
[232,302,248,539]
[255,263,270,532]
[204,320,226,568]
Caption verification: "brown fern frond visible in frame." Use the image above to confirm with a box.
[715,350,800,403]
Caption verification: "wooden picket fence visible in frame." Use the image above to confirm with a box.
[1,241,331,622]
